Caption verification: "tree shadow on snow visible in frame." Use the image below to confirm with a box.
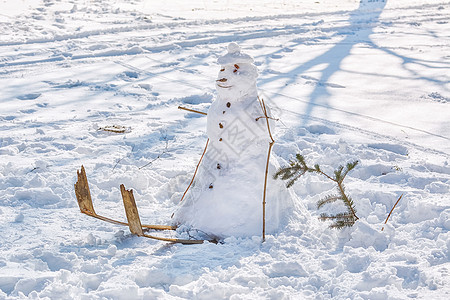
[258,0,450,127]
[259,1,388,126]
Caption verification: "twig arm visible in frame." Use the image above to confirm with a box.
[178,106,207,115]
[178,139,210,203]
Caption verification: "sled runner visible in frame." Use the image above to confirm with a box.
[74,165,206,244]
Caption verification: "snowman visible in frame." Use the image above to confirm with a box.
[172,43,297,238]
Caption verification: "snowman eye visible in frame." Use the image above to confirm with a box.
[220,68,225,72]
[234,64,240,69]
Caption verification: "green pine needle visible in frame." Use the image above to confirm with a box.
[317,195,340,209]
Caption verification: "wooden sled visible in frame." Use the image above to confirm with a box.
[74,165,205,244]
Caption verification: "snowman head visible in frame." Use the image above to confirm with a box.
[216,43,258,100]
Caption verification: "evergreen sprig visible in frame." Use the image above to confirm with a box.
[273,154,317,188]
[275,154,359,229]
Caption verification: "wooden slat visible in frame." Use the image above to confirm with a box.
[120,184,144,236]
[74,165,95,214]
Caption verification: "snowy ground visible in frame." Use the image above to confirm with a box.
[1,0,449,299]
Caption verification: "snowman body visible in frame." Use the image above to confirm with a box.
[172,43,296,238]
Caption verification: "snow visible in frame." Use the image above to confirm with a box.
[0,0,449,299]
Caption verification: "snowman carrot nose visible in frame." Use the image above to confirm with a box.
[217,78,228,82]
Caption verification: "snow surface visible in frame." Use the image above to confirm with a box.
[0,0,449,299]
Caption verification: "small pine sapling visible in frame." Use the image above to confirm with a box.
[275,154,359,229]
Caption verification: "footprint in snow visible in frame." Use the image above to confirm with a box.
[179,93,213,105]
[158,62,180,68]
[17,93,41,100]
[422,92,449,103]
[306,124,335,135]
[88,44,109,51]
[425,181,450,194]
[304,79,345,89]
[137,83,152,91]
[45,79,84,89]
[265,69,282,75]
[300,74,345,88]
[368,143,408,156]
[20,109,37,114]
[118,71,140,81]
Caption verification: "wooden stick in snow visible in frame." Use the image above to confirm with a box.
[258,97,275,242]
[382,194,403,231]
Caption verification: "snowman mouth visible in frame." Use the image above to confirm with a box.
[217,84,232,88]
[216,78,232,88]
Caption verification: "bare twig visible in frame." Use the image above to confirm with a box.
[178,138,210,203]
[178,106,207,115]
[382,194,403,231]
[139,139,169,170]
[113,145,135,171]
